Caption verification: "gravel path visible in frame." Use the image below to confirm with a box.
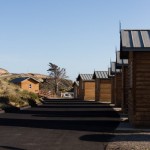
[106,132,150,150]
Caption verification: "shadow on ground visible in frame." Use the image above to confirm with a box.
[0,98,121,132]
[0,146,25,150]
[80,133,150,142]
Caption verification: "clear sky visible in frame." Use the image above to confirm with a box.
[0,0,150,81]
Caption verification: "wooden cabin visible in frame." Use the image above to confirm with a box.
[11,77,40,94]
[110,62,122,107]
[116,51,128,113]
[93,71,111,102]
[77,74,95,101]
[114,69,122,107]
[108,67,115,104]
[120,29,150,127]
[72,81,79,99]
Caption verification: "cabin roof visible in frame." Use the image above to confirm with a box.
[108,68,114,77]
[110,62,121,75]
[73,81,79,86]
[77,74,93,81]
[93,71,108,79]
[120,29,150,50]
[11,77,40,83]
[116,51,128,69]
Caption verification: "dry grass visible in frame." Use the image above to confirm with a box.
[0,77,41,109]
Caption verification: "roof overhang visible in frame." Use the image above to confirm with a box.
[116,51,128,69]
[120,47,150,59]
[110,62,121,75]
[120,29,150,58]
[72,81,79,86]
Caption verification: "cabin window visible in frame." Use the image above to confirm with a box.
[29,84,32,89]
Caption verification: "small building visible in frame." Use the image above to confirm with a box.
[110,62,122,107]
[77,74,95,101]
[116,51,128,113]
[108,67,115,104]
[93,71,111,102]
[120,29,150,127]
[72,81,79,99]
[11,77,40,94]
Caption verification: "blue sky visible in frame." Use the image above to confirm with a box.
[0,0,150,80]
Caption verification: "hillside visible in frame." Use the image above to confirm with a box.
[0,80,41,109]
[0,68,9,75]
[0,72,73,101]
[0,74,41,110]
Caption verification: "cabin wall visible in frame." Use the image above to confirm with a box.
[21,79,39,93]
[73,85,79,99]
[114,72,122,107]
[95,78,100,101]
[111,77,115,104]
[78,79,84,100]
[84,81,95,100]
[95,79,112,102]
[122,66,129,113]
[128,52,150,127]
[99,79,111,102]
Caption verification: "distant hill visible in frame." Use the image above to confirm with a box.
[0,68,9,75]
[0,73,48,82]
[0,72,73,97]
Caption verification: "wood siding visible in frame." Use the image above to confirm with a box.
[100,80,111,102]
[21,79,39,93]
[84,81,95,100]
[128,52,150,127]
[114,72,122,107]
[95,79,111,102]
[95,78,100,101]
[122,66,129,113]
[78,79,84,100]
[78,79,95,100]
[111,77,115,104]
[73,85,79,99]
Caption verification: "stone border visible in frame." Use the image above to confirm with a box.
[19,105,31,110]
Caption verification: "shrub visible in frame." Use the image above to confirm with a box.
[29,92,38,100]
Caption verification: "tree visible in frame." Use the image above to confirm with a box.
[47,63,68,95]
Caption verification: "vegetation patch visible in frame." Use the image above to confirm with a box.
[0,78,41,110]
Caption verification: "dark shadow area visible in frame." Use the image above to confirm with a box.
[43,98,97,102]
[2,106,20,113]
[38,105,112,108]
[0,98,121,132]
[80,133,150,142]
[80,134,115,142]
[31,110,120,118]
[28,99,37,107]
[0,97,37,113]
[0,118,120,132]
[15,108,120,118]
[43,101,111,105]
[0,97,20,113]
[0,146,26,150]
[43,99,112,104]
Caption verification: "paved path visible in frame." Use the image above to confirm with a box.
[0,99,125,150]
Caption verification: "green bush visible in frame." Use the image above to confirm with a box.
[29,92,38,100]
